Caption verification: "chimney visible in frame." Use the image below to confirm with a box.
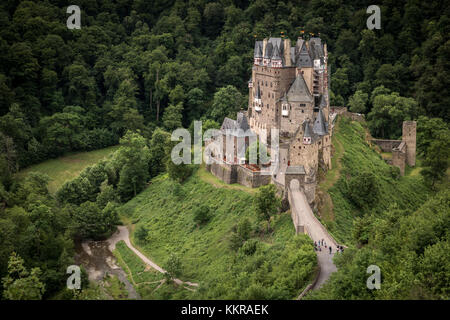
[262,38,268,58]
[283,39,291,67]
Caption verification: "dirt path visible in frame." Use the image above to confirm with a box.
[108,226,199,288]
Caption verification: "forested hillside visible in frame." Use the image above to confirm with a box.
[0,0,448,170]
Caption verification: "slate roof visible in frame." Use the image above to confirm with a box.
[264,42,273,58]
[272,44,282,60]
[296,41,313,68]
[287,73,314,102]
[254,41,263,58]
[220,112,255,137]
[237,112,250,131]
[303,120,313,138]
[312,108,327,136]
[319,94,327,108]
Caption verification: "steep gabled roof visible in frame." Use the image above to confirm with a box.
[264,42,273,58]
[287,73,313,102]
[221,117,236,131]
[272,44,282,60]
[254,41,263,58]
[312,108,327,136]
[303,120,313,138]
[319,94,327,108]
[220,113,254,137]
[296,41,313,68]
[268,37,283,53]
[236,112,250,131]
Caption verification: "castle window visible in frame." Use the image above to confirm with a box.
[270,82,273,87]
[301,110,304,113]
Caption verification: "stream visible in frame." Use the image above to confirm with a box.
[74,231,141,300]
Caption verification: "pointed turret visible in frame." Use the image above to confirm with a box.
[287,73,313,102]
[303,120,313,144]
[312,108,327,136]
[253,41,263,65]
[271,44,282,67]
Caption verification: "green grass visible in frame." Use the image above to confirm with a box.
[318,117,432,245]
[120,172,316,299]
[103,274,128,300]
[196,163,259,194]
[113,240,193,299]
[17,146,119,193]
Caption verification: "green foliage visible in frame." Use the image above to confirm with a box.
[163,254,183,282]
[322,117,432,244]
[135,225,148,243]
[308,190,450,300]
[120,173,316,299]
[2,252,45,300]
[368,92,419,139]
[254,184,281,222]
[162,102,184,131]
[193,205,211,225]
[421,130,450,188]
[345,171,380,210]
[166,158,193,183]
[230,218,253,251]
[115,131,150,201]
[70,201,118,240]
[210,85,244,123]
[348,90,368,113]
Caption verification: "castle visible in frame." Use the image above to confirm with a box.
[206,36,333,203]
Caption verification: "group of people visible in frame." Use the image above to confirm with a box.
[313,239,345,254]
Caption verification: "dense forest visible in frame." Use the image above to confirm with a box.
[0,0,449,300]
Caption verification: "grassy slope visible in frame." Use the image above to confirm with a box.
[120,169,316,299]
[17,146,119,193]
[317,117,431,244]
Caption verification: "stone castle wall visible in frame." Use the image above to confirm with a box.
[206,161,271,188]
[249,66,296,137]
[288,133,319,174]
[371,139,402,152]
[370,121,416,176]
[392,142,406,175]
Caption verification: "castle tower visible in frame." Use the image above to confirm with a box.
[402,121,416,167]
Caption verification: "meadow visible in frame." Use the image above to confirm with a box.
[17,146,119,193]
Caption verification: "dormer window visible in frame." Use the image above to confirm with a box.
[303,137,311,145]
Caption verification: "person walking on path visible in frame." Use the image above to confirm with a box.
[329,246,332,254]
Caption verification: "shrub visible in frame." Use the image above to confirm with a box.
[240,239,259,256]
[193,205,211,225]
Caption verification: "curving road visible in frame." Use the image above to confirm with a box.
[289,181,338,290]
[108,226,199,288]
